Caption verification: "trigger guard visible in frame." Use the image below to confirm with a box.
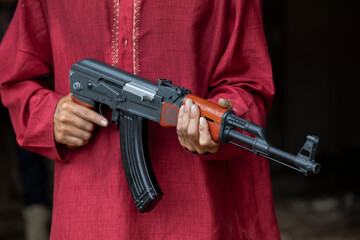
[96,103,114,123]
[98,103,104,116]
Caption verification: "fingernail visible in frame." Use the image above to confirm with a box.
[185,99,192,108]
[179,105,184,115]
[200,117,205,125]
[191,104,197,113]
[100,119,108,127]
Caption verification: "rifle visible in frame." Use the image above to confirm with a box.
[69,59,321,213]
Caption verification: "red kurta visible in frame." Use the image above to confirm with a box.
[0,0,280,239]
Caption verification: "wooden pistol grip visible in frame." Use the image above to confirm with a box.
[183,94,228,143]
[71,95,95,110]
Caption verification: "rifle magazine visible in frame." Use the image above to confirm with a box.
[119,112,163,213]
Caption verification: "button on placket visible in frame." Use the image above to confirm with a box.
[112,1,135,72]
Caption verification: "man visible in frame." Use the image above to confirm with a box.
[0,0,280,239]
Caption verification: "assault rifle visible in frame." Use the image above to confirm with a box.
[69,59,321,213]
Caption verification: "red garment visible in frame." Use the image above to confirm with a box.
[0,0,280,239]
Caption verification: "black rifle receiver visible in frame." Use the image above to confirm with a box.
[69,59,321,213]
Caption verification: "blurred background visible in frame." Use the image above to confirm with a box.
[1,0,359,239]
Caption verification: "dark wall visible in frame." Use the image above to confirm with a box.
[264,0,360,196]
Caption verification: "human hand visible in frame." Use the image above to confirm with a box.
[53,93,108,149]
[176,98,233,154]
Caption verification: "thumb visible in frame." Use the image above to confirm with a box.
[218,98,233,110]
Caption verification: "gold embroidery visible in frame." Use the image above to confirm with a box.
[133,0,141,75]
[111,0,120,67]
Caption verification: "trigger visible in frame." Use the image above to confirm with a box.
[98,103,105,116]
[95,103,119,126]
[96,103,114,124]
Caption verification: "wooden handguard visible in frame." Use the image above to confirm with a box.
[183,94,229,143]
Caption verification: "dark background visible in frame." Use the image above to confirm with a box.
[263,0,360,199]
[1,0,360,239]
[263,0,360,238]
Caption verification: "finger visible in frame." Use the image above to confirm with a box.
[176,105,185,145]
[71,116,96,132]
[198,117,219,153]
[187,104,200,140]
[54,122,93,144]
[178,99,197,152]
[55,128,89,147]
[181,99,197,151]
[63,136,88,148]
[69,101,108,127]
[62,124,93,141]
[218,98,233,110]
[56,110,96,132]
[180,98,193,134]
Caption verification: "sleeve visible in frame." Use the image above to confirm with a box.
[209,0,274,125]
[198,0,274,160]
[0,0,70,162]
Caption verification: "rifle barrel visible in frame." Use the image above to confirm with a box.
[226,129,320,174]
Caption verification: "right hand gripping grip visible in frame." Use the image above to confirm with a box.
[119,111,163,212]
